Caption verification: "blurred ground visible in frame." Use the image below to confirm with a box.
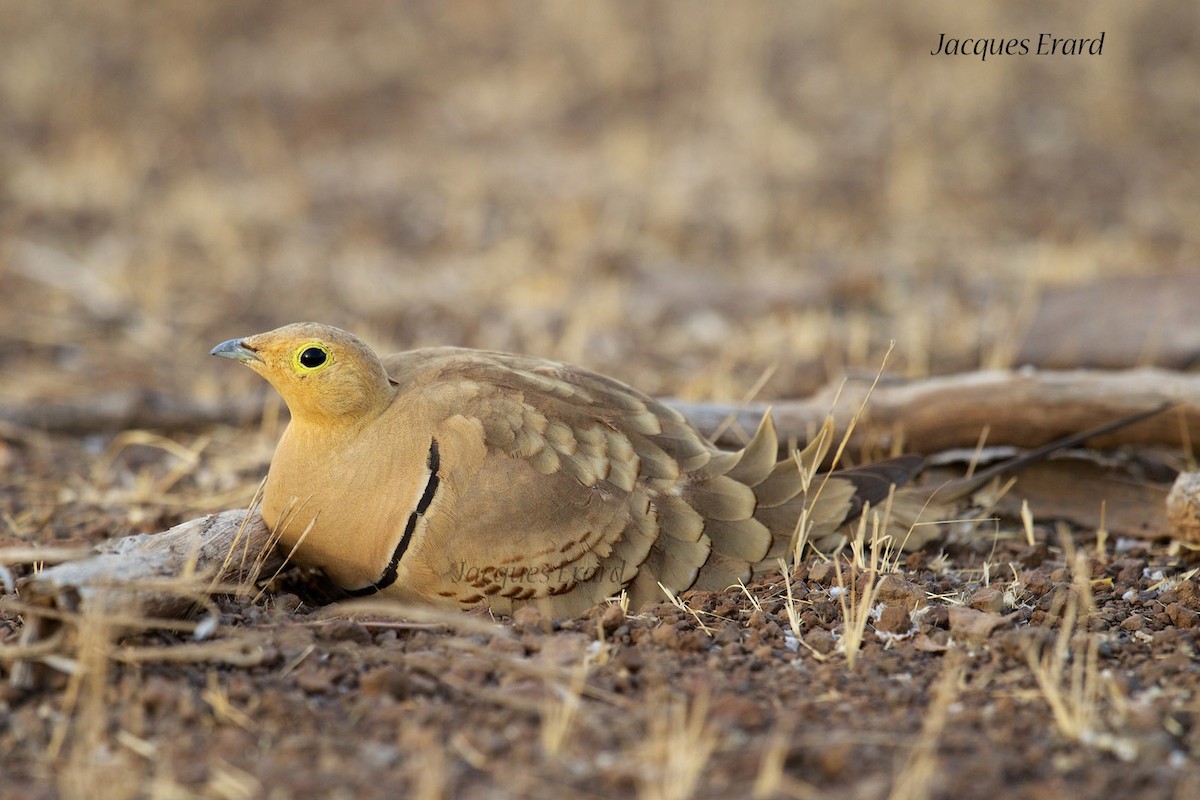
[1,2,1199,799]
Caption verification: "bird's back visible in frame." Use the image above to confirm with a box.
[365,347,918,615]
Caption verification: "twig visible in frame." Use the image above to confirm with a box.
[667,366,1200,453]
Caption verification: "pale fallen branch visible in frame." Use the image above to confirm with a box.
[3,508,519,688]
[15,509,281,615]
[668,367,1200,454]
[4,509,280,689]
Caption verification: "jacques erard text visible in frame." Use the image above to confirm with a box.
[931,32,1105,61]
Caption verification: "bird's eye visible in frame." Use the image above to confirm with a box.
[300,347,326,368]
[294,344,331,372]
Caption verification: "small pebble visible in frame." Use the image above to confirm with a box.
[1022,572,1051,596]
[875,604,912,634]
[1119,614,1146,632]
[808,561,836,585]
[969,587,1005,614]
[875,574,926,611]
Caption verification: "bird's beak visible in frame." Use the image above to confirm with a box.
[210,338,262,364]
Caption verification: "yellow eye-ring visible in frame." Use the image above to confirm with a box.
[293,343,332,373]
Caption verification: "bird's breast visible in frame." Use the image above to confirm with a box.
[261,417,442,591]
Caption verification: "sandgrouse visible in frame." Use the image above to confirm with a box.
[211,323,928,615]
[212,323,1157,617]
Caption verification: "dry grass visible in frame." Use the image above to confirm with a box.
[658,582,719,637]
[52,595,143,800]
[832,538,879,670]
[405,728,449,800]
[751,720,817,800]
[539,655,590,758]
[1024,534,1137,760]
[832,498,904,670]
[636,688,719,800]
[888,652,965,800]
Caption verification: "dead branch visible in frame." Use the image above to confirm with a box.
[15,509,280,616]
[4,509,280,689]
[667,367,1200,454]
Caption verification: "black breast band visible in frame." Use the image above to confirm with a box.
[345,438,441,597]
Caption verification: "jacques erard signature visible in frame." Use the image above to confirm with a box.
[931,32,1105,61]
[448,560,628,589]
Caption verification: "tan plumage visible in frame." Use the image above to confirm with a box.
[211,323,1162,617]
[210,323,921,616]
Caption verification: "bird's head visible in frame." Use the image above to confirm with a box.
[211,323,396,426]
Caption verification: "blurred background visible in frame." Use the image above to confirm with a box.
[0,0,1196,413]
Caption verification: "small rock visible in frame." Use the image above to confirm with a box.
[875,574,926,610]
[1166,603,1200,628]
[1167,471,1200,544]
[616,645,644,672]
[805,629,837,655]
[1177,579,1200,610]
[1111,557,1146,585]
[651,623,681,647]
[636,599,668,616]
[1036,583,1074,612]
[1049,567,1071,583]
[512,605,544,633]
[712,599,741,618]
[710,694,767,731]
[598,603,625,634]
[969,587,1005,614]
[315,619,373,645]
[715,621,742,646]
[996,628,1042,660]
[948,606,1012,641]
[652,607,682,624]
[270,593,304,615]
[816,741,855,778]
[1018,544,1050,568]
[537,632,593,666]
[875,604,912,634]
[360,666,410,699]
[1120,614,1146,632]
[913,630,951,652]
[679,630,712,652]
[1022,571,1052,596]
[294,666,334,695]
[923,604,950,630]
[808,561,836,585]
